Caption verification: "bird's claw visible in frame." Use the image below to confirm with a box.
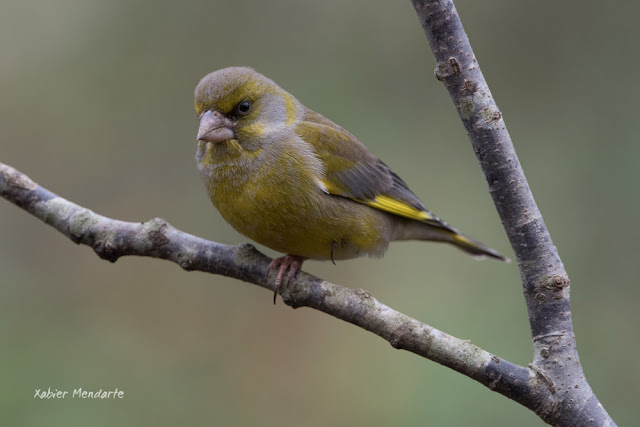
[268,255,306,304]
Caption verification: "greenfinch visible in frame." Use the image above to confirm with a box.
[194,67,507,302]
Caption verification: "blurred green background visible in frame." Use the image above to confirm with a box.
[1,0,637,425]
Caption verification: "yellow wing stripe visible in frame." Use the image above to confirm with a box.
[364,195,432,221]
[320,180,432,221]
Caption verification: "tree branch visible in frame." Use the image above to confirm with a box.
[1,160,529,400]
[411,0,614,425]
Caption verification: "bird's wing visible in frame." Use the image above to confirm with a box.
[297,109,455,231]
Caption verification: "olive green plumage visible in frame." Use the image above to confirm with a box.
[194,67,507,266]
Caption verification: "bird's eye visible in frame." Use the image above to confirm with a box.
[236,100,252,115]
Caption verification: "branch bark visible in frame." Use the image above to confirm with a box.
[411,0,614,425]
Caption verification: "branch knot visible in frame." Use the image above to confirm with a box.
[435,56,461,81]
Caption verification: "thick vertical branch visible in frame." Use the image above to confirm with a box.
[411,1,614,425]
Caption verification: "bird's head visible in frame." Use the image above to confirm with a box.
[195,67,300,150]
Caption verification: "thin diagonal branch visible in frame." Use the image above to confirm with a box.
[411,0,614,425]
[0,161,529,400]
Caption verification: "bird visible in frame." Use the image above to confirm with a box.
[194,67,508,303]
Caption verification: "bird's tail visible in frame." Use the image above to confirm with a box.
[395,220,510,262]
[448,232,509,262]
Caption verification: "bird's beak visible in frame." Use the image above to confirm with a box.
[197,110,236,143]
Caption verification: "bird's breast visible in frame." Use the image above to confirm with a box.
[196,138,393,260]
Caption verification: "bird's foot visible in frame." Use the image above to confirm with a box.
[268,255,306,304]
